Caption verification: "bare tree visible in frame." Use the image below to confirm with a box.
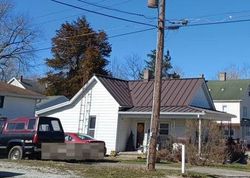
[0,1,37,81]
[217,64,250,80]
[111,54,143,80]
[124,54,143,80]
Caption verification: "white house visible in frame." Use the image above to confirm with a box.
[0,81,44,119]
[8,76,46,94]
[37,74,233,154]
[207,72,250,144]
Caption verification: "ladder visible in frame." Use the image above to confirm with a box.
[78,90,92,133]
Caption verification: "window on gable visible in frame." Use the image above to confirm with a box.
[0,96,5,108]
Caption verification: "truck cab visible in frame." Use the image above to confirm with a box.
[0,116,65,160]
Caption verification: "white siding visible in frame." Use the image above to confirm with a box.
[214,102,240,124]
[9,79,25,89]
[40,80,120,154]
[0,96,36,118]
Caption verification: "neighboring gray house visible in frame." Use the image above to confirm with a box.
[8,76,46,94]
[0,82,44,118]
[37,74,233,154]
[8,77,68,111]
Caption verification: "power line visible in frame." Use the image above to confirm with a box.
[109,27,155,38]
[185,18,250,28]
[76,0,156,20]
[9,27,156,55]
[51,0,157,28]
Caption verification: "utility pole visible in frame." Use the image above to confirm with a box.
[147,0,165,171]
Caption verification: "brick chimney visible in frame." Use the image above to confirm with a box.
[219,72,226,81]
[143,69,152,81]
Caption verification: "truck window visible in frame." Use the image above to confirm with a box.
[7,123,15,130]
[51,120,61,131]
[15,123,25,130]
[39,124,50,131]
[28,119,36,130]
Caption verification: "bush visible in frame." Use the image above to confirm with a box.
[225,138,248,164]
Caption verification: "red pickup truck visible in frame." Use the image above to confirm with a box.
[0,116,65,160]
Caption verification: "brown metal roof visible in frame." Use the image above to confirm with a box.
[97,76,133,107]
[96,75,205,109]
[123,106,203,113]
[0,81,44,99]
[129,78,203,107]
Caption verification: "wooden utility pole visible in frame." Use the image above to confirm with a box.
[147,0,166,171]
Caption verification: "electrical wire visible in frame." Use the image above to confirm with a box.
[7,27,156,55]
[76,0,156,20]
[51,0,157,28]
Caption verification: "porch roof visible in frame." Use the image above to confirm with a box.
[118,106,235,121]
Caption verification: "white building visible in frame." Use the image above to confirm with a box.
[208,72,250,144]
[0,81,44,118]
[37,74,233,154]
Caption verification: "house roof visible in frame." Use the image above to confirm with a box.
[37,75,227,117]
[36,95,69,110]
[207,80,250,101]
[8,77,46,94]
[98,75,205,108]
[0,81,44,99]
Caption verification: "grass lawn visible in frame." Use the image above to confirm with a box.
[2,159,215,178]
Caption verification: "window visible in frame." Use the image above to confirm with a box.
[28,119,36,130]
[0,96,4,108]
[39,124,50,131]
[222,105,227,112]
[159,123,169,135]
[243,107,248,118]
[224,129,234,136]
[7,123,15,130]
[15,123,25,130]
[51,120,61,131]
[88,116,96,137]
[246,126,250,136]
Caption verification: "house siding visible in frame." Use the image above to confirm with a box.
[0,96,36,118]
[214,102,240,124]
[9,79,25,89]
[39,80,120,154]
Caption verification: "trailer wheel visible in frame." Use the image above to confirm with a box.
[8,146,23,160]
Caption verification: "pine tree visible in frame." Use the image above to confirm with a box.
[145,50,180,78]
[40,17,111,98]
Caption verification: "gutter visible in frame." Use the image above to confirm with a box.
[118,111,205,116]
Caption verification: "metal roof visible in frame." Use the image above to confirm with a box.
[122,106,203,113]
[97,75,205,108]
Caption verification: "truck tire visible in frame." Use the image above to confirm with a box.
[8,146,23,160]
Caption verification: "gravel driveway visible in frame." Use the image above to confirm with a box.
[0,160,79,178]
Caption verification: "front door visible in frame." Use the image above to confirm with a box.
[136,123,144,149]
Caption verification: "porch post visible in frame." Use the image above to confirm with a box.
[198,118,201,155]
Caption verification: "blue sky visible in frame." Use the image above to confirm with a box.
[12,0,250,79]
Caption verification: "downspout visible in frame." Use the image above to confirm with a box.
[198,114,201,156]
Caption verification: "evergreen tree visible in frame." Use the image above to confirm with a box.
[145,49,180,78]
[40,17,111,98]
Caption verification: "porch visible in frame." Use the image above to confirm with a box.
[116,106,235,154]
